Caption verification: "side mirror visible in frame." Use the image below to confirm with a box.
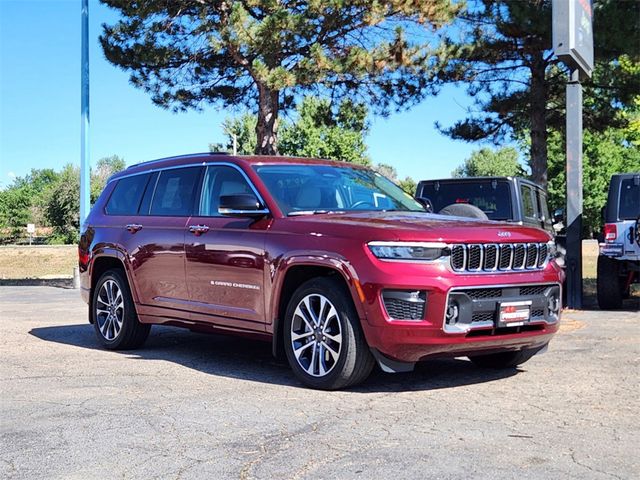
[219,194,269,217]
[553,208,564,224]
[416,197,434,213]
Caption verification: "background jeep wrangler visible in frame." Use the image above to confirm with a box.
[597,173,640,309]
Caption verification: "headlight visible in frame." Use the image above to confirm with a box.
[547,241,557,259]
[368,242,448,262]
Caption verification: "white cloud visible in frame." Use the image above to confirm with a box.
[7,172,16,180]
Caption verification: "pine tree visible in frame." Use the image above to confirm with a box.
[100,0,459,155]
[432,0,639,188]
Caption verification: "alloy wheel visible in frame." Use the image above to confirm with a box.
[95,279,124,341]
[290,294,342,377]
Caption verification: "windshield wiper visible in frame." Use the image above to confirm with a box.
[288,210,333,216]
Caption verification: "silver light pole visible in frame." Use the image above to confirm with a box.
[80,0,90,227]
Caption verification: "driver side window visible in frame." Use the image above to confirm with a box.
[198,166,253,216]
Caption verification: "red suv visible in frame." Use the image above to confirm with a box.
[79,154,564,389]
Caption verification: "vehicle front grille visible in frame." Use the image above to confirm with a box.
[450,242,550,273]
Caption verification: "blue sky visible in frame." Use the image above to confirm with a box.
[0,0,486,189]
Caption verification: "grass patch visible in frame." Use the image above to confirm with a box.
[0,245,77,279]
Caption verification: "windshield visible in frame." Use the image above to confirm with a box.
[253,164,425,216]
[619,178,640,220]
[420,180,513,221]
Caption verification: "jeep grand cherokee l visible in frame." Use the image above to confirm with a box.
[79,154,564,390]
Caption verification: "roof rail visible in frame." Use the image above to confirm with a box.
[126,152,231,170]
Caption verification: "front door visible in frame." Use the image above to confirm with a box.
[184,164,269,332]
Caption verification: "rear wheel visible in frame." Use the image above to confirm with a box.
[283,277,374,390]
[92,269,150,350]
[597,255,624,310]
[469,345,545,369]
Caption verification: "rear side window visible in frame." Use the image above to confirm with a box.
[520,185,537,220]
[619,178,640,220]
[150,167,202,216]
[105,174,150,215]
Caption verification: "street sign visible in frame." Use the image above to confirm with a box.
[26,224,35,234]
[552,0,594,78]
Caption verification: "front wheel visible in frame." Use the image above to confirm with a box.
[468,345,546,369]
[283,277,374,390]
[91,269,150,350]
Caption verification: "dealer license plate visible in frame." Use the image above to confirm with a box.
[498,301,532,326]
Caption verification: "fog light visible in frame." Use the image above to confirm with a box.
[382,290,427,320]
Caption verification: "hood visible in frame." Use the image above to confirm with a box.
[286,211,552,244]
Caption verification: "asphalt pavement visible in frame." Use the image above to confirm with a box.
[1,286,638,479]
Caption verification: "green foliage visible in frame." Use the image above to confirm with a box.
[433,0,640,186]
[91,155,126,201]
[452,147,526,178]
[45,164,81,244]
[99,0,460,153]
[546,128,640,237]
[0,156,125,244]
[214,97,372,164]
[279,98,370,165]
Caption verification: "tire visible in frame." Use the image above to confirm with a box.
[283,277,374,390]
[439,203,489,220]
[469,345,546,369]
[91,269,150,350]
[597,255,624,310]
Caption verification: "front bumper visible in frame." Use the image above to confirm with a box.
[357,262,563,364]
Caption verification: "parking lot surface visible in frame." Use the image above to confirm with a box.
[1,286,638,479]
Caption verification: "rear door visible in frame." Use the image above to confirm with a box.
[124,166,203,311]
[184,164,269,332]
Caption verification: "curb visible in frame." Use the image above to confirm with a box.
[0,278,75,288]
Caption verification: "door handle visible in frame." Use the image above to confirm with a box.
[189,224,210,236]
[125,223,143,233]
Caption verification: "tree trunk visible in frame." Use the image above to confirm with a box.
[529,54,548,189]
[255,85,279,155]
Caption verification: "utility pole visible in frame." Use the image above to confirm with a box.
[80,0,90,226]
[552,0,593,309]
[565,69,583,308]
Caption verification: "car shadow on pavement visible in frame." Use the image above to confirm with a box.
[29,324,520,392]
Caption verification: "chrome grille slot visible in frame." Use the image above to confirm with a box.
[538,244,548,267]
[513,244,526,269]
[451,245,466,271]
[483,244,498,270]
[499,244,513,270]
[449,242,550,273]
[467,245,482,270]
[525,243,538,268]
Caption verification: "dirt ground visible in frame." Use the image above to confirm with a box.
[0,245,77,279]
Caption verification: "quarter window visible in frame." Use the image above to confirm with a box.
[150,167,201,216]
[105,174,150,215]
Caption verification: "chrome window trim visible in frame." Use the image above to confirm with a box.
[108,162,270,218]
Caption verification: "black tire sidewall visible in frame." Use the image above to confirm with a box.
[597,255,623,310]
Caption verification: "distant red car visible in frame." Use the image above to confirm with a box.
[79,154,563,389]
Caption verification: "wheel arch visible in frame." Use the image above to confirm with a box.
[89,250,138,322]
[270,256,366,358]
